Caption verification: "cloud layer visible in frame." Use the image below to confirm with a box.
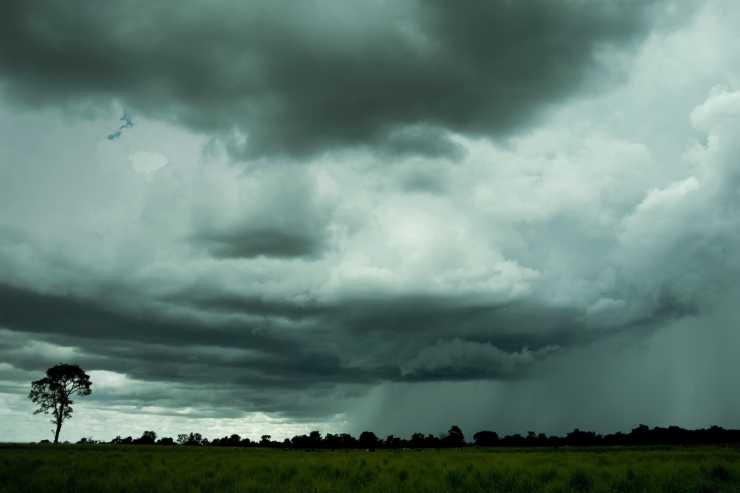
[1,1,740,442]
[0,0,663,159]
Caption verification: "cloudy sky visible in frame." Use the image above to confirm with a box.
[2,0,740,443]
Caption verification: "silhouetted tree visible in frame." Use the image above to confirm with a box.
[500,433,525,447]
[338,433,357,448]
[260,434,273,447]
[308,430,322,448]
[473,430,499,446]
[112,435,134,445]
[359,431,379,450]
[444,425,465,447]
[409,432,425,448]
[384,434,402,449]
[212,433,241,447]
[28,364,92,444]
[177,432,203,445]
[134,430,157,445]
[30,421,740,451]
[324,433,339,449]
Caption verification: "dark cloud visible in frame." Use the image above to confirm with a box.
[0,283,391,418]
[0,0,659,159]
[188,165,332,258]
[400,339,559,381]
[166,286,329,321]
[0,282,299,356]
[196,228,325,259]
[0,272,698,411]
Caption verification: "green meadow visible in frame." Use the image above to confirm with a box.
[1,444,739,493]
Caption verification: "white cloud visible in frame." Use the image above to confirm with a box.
[129,151,168,176]
[690,86,740,132]
[634,176,700,214]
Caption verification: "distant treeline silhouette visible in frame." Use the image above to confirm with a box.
[58,424,740,448]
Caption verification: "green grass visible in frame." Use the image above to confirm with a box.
[1,444,739,492]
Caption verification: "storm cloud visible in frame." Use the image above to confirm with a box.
[0,0,662,159]
[2,1,740,442]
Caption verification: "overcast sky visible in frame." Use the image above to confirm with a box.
[2,0,740,443]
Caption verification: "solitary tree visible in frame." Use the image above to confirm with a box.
[28,364,92,444]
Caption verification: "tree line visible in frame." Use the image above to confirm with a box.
[29,364,740,448]
[61,424,740,449]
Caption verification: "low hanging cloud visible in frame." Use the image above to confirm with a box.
[401,339,559,380]
[0,0,668,159]
[189,165,333,259]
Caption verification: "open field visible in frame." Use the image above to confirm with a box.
[1,445,740,493]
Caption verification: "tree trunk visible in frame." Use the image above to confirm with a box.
[53,419,62,444]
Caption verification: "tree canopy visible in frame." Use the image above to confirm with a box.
[29,363,92,444]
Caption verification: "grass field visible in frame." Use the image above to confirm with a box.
[1,444,739,492]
